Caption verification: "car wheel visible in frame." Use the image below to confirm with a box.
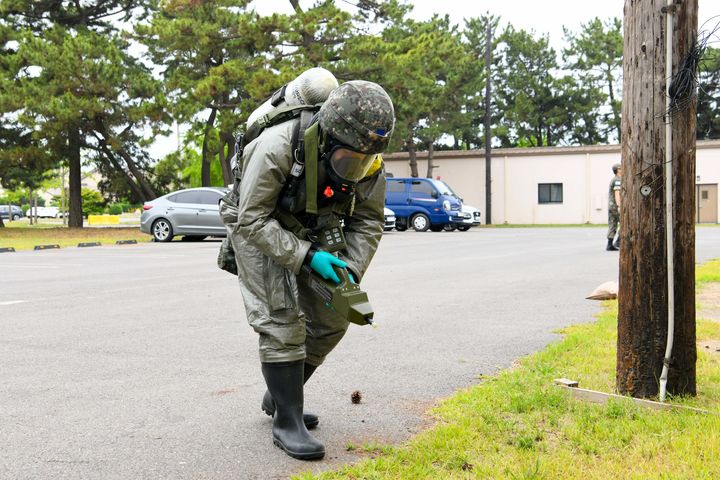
[394,218,408,231]
[411,213,430,232]
[457,225,471,232]
[12,214,20,221]
[443,224,457,232]
[152,218,174,242]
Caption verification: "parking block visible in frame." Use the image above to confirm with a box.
[33,244,61,250]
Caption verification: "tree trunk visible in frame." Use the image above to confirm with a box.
[28,188,38,225]
[68,129,84,228]
[607,65,622,140]
[117,148,156,200]
[94,122,156,200]
[407,138,419,178]
[219,132,233,187]
[201,108,218,187]
[28,188,34,225]
[60,164,67,226]
[98,142,147,202]
[425,140,435,178]
[617,0,697,398]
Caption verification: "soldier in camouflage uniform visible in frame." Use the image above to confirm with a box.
[607,163,622,251]
[228,81,394,460]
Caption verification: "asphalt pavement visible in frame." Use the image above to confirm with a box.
[3,227,720,480]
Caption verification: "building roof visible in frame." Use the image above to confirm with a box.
[383,139,720,161]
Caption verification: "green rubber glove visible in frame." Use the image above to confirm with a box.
[309,251,347,284]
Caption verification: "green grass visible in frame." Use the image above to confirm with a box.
[481,224,720,229]
[296,274,720,479]
[3,219,67,229]
[697,259,720,288]
[0,226,150,250]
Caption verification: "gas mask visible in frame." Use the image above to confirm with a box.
[319,145,377,205]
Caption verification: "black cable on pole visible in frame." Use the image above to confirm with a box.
[666,17,720,117]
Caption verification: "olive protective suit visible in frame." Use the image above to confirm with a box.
[222,79,394,461]
[227,119,386,366]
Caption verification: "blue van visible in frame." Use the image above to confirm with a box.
[385,177,465,231]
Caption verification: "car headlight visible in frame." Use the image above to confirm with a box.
[443,200,451,211]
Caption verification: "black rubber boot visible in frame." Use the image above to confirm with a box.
[261,363,319,429]
[261,361,325,460]
[613,238,620,249]
[606,238,618,251]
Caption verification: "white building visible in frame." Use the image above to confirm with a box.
[383,139,720,224]
[0,169,103,205]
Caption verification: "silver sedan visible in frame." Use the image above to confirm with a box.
[140,187,229,242]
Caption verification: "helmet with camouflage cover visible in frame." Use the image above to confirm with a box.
[318,81,395,155]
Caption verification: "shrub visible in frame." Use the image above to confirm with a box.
[108,204,123,215]
[82,188,105,215]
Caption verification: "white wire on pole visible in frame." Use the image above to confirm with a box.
[659,0,675,403]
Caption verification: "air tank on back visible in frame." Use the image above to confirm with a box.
[246,67,339,129]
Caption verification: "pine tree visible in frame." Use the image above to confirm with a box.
[0,1,161,227]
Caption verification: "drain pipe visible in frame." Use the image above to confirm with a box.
[659,0,675,402]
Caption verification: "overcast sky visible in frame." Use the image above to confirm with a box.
[149,0,720,159]
[252,0,720,49]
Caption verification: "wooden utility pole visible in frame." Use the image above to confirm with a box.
[617,0,697,398]
[484,22,493,224]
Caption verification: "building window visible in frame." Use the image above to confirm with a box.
[538,183,563,204]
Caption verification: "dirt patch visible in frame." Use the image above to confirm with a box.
[697,283,720,322]
[403,397,442,421]
[210,388,236,396]
[698,340,720,356]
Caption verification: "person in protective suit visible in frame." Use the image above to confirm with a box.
[229,80,394,460]
[606,163,622,251]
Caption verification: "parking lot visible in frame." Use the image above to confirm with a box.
[3,227,720,479]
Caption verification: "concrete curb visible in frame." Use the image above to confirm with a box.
[4,240,143,252]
